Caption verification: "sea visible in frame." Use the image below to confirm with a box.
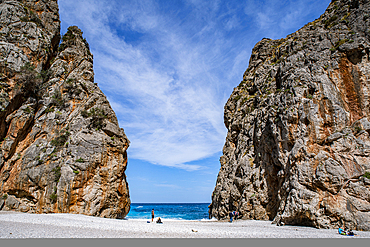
[126,203,213,221]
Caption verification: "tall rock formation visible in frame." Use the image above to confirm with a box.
[0,0,130,218]
[210,0,370,230]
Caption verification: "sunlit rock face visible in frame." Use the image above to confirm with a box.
[209,0,370,230]
[0,0,130,218]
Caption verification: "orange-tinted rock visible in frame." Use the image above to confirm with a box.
[210,0,370,230]
[0,1,130,218]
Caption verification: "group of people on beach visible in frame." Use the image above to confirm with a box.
[151,209,162,224]
[338,227,355,236]
[229,211,239,222]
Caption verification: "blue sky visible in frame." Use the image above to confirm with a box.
[59,0,331,203]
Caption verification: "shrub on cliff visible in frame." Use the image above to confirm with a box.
[50,130,70,147]
[16,62,38,94]
[81,108,107,130]
[51,90,67,109]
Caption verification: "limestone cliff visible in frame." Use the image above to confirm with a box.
[209,0,370,230]
[0,0,130,218]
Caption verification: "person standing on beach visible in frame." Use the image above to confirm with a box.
[233,211,239,221]
[151,209,155,222]
[229,211,233,223]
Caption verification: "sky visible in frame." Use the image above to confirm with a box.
[59,0,331,203]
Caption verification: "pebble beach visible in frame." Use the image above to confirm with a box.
[1,211,369,238]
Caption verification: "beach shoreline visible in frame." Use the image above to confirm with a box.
[1,212,369,238]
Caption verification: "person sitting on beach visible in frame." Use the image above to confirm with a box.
[338,228,346,235]
[156,217,162,224]
[346,229,354,236]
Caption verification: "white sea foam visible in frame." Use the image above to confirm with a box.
[200,217,218,222]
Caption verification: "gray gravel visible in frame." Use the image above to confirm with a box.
[1,211,369,238]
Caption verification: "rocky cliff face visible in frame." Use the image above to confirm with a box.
[209,0,370,230]
[0,0,130,218]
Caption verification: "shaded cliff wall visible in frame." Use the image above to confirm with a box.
[210,0,370,230]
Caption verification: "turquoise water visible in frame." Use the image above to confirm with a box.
[126,203,211,221]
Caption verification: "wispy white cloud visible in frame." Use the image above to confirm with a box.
[60,0,233,171]
[154,183,181,189]
[243,0,330,38]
